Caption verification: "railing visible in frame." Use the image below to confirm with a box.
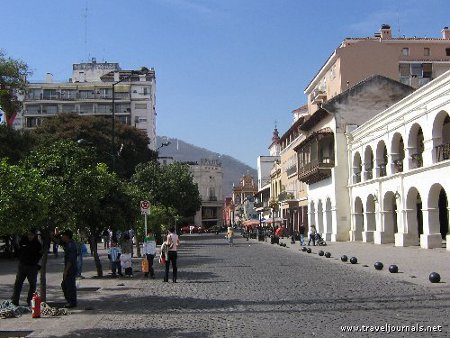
[435,143,450,162]
[25,92,130,101]
[353,173,361,184]
[364,170,373,181]
[393,159,403,173]
[378,164,387,177]
[410,153,423,167]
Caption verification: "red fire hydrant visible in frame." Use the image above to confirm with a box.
[31,291,41,318]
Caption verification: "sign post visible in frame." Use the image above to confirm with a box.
[140,200,150,235]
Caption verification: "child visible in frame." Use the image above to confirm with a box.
[108,241,122,277]
[142,231,156,278]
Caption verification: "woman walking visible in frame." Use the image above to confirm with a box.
[164,227,180,283]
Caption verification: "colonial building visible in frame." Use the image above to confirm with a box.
[232,174,258,222]
[295,75,414,241]
[305,25,450,115]
[348,70,450,250]
[189,159,224,228]
[19,59,157,149]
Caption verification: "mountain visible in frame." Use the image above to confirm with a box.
[156,136,257,197]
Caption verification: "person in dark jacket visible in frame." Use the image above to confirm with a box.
[60,229,78,308]
[11,229,43,306]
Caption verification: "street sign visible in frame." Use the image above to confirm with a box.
[140,200,150,215]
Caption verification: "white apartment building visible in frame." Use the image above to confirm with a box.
[348,70,450,250]
[19,59,157,149]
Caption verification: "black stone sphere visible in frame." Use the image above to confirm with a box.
[325,252,331,258]
[341,255,348,262]
[350,257,358,264]
[429,272,441,283]
[389,265,399,273]
[318,250,324,256]
[301,247,307,252]
[374,262,384,270]
[306,248,312,253]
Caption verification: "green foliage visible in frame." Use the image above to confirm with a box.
[132,162,201,219]
[0,124,35,163]
[32,113,157,178]
[0,160,50,236]
[0,51,30,125]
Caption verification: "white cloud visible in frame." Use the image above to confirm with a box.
[156,0,217,16]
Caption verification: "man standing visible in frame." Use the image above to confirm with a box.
[60,229,77,308]
[164,227,180,283]
[11,229,42,306]
[299,224,306,246]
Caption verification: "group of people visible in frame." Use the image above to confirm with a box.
[11,228,79,308]
[296,224,320,246]
[107,227,179,283]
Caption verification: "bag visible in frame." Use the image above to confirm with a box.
[159,252,166,265]
[141,258,149,273]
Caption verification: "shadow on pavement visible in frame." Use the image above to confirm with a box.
[45,327,210,338]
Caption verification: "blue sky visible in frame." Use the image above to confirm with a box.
[3,0,450,167]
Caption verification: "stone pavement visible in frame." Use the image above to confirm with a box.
[0,234,449,337]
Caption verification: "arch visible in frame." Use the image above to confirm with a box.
[406,187,423,242]
[317,199,324,234]
[391,132,405,173]
[365,195,376,232]
[363,146,374,180]
[432,110,450,163]
[383,191,398,242]
[407,123,424,169]
[376,140,388,177]
[427,183,449,242]
[354,197,364,241]
[353,152,362,183]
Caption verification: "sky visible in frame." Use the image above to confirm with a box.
[2,0,450,167]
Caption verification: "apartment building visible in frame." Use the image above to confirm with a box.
[20,59,157,149]
[305,25,450,114]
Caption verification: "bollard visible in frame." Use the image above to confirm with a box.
[374,262,383,270]
[306,248,312,253]
[429,272,441,283]
[341,255,348,262]
[325,252,331,258]
[389,265,398,273]
[350,257,357,264]
[318,250,324,256]
[301,247,307,252]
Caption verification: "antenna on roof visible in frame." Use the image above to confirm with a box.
[274,120,278,130]
[83,0,89,61]
[397,10,401,37]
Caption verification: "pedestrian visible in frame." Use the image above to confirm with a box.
[121,233,133,277]
[308,224,317,246]
[299,225,306,246]
[53,227,60,257]
[60,229,77,308]
[108,241,122,277]
[11,229,43,306]
[227,226,234,246]
[142,231,156,278]
[164,227,180,283]
[76,237,87,278]
[102,228,111,249]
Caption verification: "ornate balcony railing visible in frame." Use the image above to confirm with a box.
[435,143,450,162]
[298,158,334,184]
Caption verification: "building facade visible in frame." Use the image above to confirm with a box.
[189,159,224,228]
[305,25,450,115]
[232,174,258,223]
[348,70,450,250]
[19,59,157,149]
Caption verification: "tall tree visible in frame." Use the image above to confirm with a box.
[0,124,35,163]
[0,51,30,126]
[33,113,157,178]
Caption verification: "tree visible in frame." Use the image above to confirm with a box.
[0,124,35,163]
[131,162,201,221]
[32,113,157,178]
[0,51,30,126]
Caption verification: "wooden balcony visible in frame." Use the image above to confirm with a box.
[298,158,334,184]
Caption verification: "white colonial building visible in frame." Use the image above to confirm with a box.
[348,70,450,250]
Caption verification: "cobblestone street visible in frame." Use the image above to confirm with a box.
[1,234,450,337]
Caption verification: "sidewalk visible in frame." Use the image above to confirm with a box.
[255,235,450,289]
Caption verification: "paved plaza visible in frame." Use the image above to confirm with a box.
[0,234,449,337]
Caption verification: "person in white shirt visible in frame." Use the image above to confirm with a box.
[164,227,180,283]
[142,231,156,278]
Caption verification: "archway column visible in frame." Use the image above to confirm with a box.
[395,209,418,247]
[374,211,394,244]
[405,146,415,171]
[350,212,363,241]
[420,208,442,249]
[362,211,375,242]
[427,137,440,164]
[330,206,339,241]
[447,207,450,251]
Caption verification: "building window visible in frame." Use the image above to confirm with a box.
[446,48,450,56]
[402,48,410,56]
[135,103,147,109]
[424,48,430,56]
[423,63,432,78]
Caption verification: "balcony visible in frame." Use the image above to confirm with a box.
[298,158,334,184]
[353,172,361,184]
[411,153,423,168]
[364,170,373,181]
[278,191,295,202]
[436,143,450,162]
[311,88,327,104]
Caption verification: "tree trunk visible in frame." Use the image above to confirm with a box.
[90,236,103,277]
[39,234,50,302]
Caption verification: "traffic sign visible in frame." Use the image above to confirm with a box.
[140,200,150,215]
